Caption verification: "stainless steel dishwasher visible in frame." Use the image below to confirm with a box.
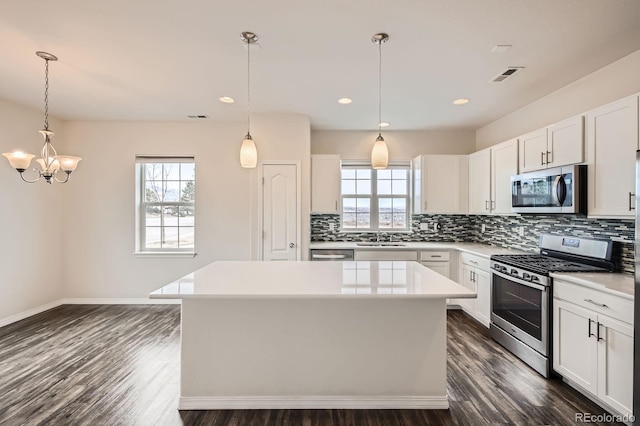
[309,249,354,261]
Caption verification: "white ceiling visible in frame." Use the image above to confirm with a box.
[1,0,639,131]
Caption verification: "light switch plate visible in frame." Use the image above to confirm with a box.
[329,223,335,231]
[481,224,486,233]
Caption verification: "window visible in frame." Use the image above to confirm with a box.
[341,163,410,231]
[136,157,195,253]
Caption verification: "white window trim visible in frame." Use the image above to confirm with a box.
[340,161,412,232]
[134,156,196,256]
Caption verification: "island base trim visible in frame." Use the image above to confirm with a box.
[178,395,449,410]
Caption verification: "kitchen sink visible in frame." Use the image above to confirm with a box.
[355,242,406,247]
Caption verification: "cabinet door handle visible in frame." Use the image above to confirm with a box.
[597,322,605,342]
[629,192,635,211]
[541,152,545,166]
[424,201,427,211]
[584,298,608,308]
[485,200,489,211]
[469,271,473,282]
[491,200,496,210]
[335,200,338,211]
[289,243,295,248]
[546,150,552,165]
[588,319,594,338]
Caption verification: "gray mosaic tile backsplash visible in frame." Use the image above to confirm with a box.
[310,213,635,274]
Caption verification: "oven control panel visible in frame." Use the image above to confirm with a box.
[490,262,549,286]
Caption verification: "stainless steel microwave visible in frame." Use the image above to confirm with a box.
[511,165,587,214]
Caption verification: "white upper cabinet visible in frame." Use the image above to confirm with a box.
[548,116,584,167]
[413,155,468,214]
[490,138,518,214]
[585,95,639,218]
[468,148,492,214]
[470,141,518,215]
[519,115,584,173]
[311,155,341,214]
[519,128,548,172]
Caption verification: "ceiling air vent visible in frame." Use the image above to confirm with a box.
[490,66,524,83]
[187,115,209,119]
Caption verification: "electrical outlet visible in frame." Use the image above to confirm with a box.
[518,226,525,237]
[420,223,429,231]
[481,224,486,233]
[329,223,335,231]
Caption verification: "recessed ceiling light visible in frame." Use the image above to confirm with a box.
[219,96,235,104]
[453,98,470,105]
[338,98,352,104]
[491,45,512,53]
[379,122,390,128]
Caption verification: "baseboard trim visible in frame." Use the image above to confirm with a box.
[0,299,65,328]
[178,395,449,410]
[60,298,181,305]
[0,298,180,328]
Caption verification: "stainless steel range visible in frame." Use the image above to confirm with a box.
[489,234,614,378]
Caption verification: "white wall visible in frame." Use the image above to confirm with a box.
[311,129,476,160]
[0,99,65,321]
[61,114,310,299]
[476,49,640,149]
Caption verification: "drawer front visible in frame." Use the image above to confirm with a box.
[419,251,450,261]
[554,280,633,324]
[355,250,418,261]
[460,252,490,270]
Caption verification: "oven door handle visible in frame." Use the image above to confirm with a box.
[491,269,548,292]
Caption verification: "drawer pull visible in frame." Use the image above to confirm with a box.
[584,298,608,308]
[469,260,478,265]
[430,255,442,258]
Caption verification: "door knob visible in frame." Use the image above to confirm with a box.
[289,243,295,248]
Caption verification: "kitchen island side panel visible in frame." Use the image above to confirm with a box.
[179,298,447,409]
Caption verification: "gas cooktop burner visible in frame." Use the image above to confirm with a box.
[490,254,610,276]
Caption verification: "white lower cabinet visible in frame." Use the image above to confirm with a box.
[419,251,451,278]
[456,253,491,328]
[553,280,633,418]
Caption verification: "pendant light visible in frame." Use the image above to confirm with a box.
[240,31,258,168]
[371,33,389,170]
[3,51,81,183]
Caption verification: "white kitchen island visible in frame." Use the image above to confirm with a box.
[150,260,475,410]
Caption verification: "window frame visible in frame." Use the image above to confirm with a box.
[340,161,412,232]
[135,156,196,256]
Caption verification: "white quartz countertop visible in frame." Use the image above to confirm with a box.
[550,272,634,300]
[150,260,477,300]
[309,241,526,259]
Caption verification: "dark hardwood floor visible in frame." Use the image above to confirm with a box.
[0,305,621,425]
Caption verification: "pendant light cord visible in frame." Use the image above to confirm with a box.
[247,38,251,135]
[378,40,382,136]
[44,58,49,131]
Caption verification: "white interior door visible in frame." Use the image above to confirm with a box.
[262,163,298,261]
